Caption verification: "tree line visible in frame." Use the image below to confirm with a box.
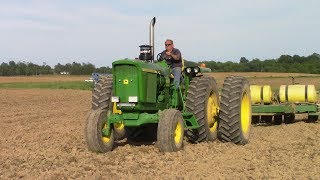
[1,53,320,76]
[0,61,112,76]
[196,53,320,74]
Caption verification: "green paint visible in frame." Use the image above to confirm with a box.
[110,59,207,129]
[252,103,319,115]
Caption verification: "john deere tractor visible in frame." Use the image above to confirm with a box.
[85,17,252,152]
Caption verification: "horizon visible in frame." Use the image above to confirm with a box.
[1,52,319,68]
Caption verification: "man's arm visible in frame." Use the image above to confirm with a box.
[167,49,181,61]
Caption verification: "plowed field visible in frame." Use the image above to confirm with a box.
[1,89,319,179]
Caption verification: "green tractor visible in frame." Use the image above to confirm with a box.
[85,17,252,152]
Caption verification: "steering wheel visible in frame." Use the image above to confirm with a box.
[156,53,163,61]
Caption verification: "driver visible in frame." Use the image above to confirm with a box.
[160,39,182,89]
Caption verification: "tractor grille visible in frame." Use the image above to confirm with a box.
[114,65,138,102]
[115,65,137,77]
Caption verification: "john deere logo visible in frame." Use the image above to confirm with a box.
[123,79,129,84]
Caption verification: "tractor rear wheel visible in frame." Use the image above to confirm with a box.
[91,76,125,140]
[185,76,220,143]
[218,76,251,145]
[157,109,184,152]
[85,109,114,153]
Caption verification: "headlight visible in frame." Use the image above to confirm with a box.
[194,67,200,73]
[111,96,119,102]
[186,68,192,73]
[128,96,138,103]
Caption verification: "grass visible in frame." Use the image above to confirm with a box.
[0,81,93,90]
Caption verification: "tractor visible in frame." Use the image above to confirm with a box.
[84,17,252,152]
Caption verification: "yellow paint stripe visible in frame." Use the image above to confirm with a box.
[142,68,158,74]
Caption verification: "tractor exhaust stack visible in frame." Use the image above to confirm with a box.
[149,17,156,62]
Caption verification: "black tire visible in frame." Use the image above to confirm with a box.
[252,115,260,124]
[273,115,283,125]
[157,109,184,152]
[307,115,318,123]
[261,116,272,124]
[218,76,251,145]
[284,113,295,124]
[91,76,125,140]
[185,76,220,143]
[84,109,114,153]
[92,76,113,110]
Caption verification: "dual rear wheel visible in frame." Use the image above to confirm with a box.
[186,76,251,145]
[218,76,251,144]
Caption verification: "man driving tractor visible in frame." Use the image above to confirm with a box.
[160,39,182,89]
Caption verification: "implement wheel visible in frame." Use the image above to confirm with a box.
[252,115,260,124]
[157,109,184,152]
[186,76,220,143]
[307,115,318,123]
[261,116,272,124]
[91,76,125,140]
[218,76,251,145]
[85,109,114,153]
[273,115,283,125]
[284,113,295,124]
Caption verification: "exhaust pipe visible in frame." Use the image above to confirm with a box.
[149,17,156,62]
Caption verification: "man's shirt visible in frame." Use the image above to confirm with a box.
[160,48,182,68]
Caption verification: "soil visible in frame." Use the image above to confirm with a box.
[0,75,89,83]
[1,89,319,179]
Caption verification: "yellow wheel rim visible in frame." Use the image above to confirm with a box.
[241,91,251,134]
[174,121,183,144]
[102,123,111,143]
[114,122,124,130]
[207,92,219,132]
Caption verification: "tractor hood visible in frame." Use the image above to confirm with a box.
[112,59,169,75]
[112,59,169,111]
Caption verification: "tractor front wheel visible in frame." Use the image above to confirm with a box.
[85,109,114,153]
[92,76,126,140]
[157,109,184,152]
[218,76,251,145]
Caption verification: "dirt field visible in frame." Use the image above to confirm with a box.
[2,73,319,90]
[1,89,319,179]
[0,75,89,83]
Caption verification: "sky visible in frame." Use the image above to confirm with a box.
[0,0,319,67]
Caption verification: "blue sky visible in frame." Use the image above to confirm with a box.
[0,0,319,67]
